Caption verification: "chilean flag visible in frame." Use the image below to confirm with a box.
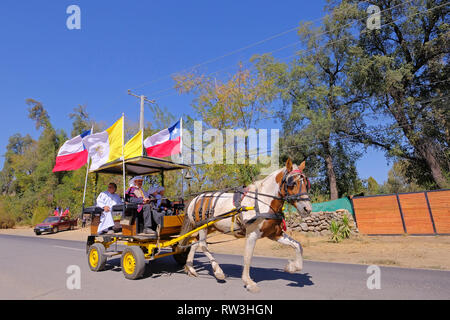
[144,120,181,158]
[52,129,91,172]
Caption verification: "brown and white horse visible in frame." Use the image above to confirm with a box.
[179,158,312,293]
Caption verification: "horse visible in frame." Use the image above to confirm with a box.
[178,158,312,293]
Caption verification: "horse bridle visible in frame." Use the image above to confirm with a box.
[229,168,311,205]
[241,168,311,223]
[238,168,311,209]
[279,168,311,203]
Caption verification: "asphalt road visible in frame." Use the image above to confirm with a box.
[0,234,449,300]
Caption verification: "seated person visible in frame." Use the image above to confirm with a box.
[155,187,173,215]
[155,186,164,208]
[126,176,164,236]
[147,186,158,201]
[96,182,122,234]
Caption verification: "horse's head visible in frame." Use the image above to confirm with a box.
[279,158,312,215]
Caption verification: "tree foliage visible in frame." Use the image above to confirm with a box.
[173,65,278,193]
[0,103,125,225]
[340,0,449,188]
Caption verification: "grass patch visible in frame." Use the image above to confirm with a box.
[422,265,444,270]
[360,259,399,266]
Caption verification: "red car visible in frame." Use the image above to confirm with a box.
[34,216,78,235]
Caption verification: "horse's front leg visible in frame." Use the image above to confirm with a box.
[242,230,261,293]
[272,232,303,273]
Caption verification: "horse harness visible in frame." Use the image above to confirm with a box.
[191,168,311,233]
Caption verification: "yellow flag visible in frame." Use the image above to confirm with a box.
[106,115,124,162]
[124,130,143,159]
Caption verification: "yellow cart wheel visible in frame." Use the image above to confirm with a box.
[87,243,107,272]
[121,246,145,280]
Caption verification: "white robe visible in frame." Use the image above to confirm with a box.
[96,191,123,233]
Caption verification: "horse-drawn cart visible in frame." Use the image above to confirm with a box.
[84,155,250,280]
[83,153,312,294]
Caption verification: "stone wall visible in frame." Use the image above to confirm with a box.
[285,209,358,236]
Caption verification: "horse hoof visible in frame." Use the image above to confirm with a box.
[184,265,198,277]
[214,271,226,281]
[246,284,261,293]
[188,270,198,277]
[285,265,302,273]
[285,265,294,273]
[285,261,302,273]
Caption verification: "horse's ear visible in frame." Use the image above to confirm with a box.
[285,158,293,172]
[299,160,306,172]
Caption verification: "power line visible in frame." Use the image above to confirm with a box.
[130,0,415,93]
[175,93,450,163]
[149,1,446,101]
[260,94,450,156]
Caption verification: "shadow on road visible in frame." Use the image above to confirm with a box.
[191,260,314,288]
[104,253,314,289]
[104,255,186,279]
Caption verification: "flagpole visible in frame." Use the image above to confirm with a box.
[122,114,126,201]
[82,158,91,206]
[180,117,183,156]
[141,128,144,157]
[82,126,94,209]
[180,117,184,198]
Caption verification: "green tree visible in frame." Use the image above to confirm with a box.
[173,64,277,190]
[380,161,424,194]
[27,99,50,130]
[28,100,61,208]
[367,176,380,195]
[0,133,33,194]
[69,105,92,136]
[341,0,449,188]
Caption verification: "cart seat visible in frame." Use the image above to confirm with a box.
[172,202,185,211]
[83,206,103,215]
[84,206,103,235]
[112,203,138,213]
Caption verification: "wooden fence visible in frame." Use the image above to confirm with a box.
[352,189,450,235]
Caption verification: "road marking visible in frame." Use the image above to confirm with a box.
[53,245,85,252]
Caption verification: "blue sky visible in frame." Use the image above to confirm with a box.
[0,0,391,183]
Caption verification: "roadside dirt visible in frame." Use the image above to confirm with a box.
[2,226,449,271]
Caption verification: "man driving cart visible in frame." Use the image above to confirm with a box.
[126,176,164,236]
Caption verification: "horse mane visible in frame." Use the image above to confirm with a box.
[247,163,299,192]
[247,167,285,192]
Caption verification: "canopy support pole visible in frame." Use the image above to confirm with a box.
[122,113,126,201]
[181,169,184,198]
[93,172,98,206]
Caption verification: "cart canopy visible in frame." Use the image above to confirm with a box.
[90,156,189,176]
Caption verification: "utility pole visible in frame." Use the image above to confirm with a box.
[127,90,156,132]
